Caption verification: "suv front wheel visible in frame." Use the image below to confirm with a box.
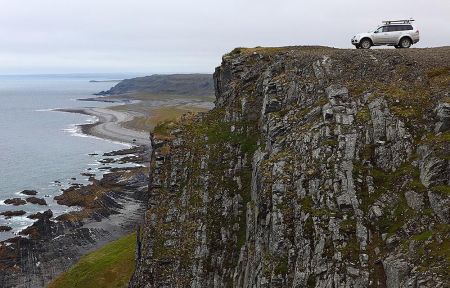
[360,38,372,49]
[399,37,412,48]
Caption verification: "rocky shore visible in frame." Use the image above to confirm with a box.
[0,145,149,288]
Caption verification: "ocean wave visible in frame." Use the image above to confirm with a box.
[62,124,83,136]
[35,108,60,112]
[62,123,132,147]
[85,115,99,124]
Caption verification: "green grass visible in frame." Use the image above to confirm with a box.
[48,233,136,288]
[431,185,450,196]
[412,231,433,241]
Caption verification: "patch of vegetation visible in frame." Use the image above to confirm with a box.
[358,167,389,212]
[228,47,288,56]
[421,132,450,160]
[322,139,338,147]
[48,233,136,288]
[340,218,356,234]
[236,218,247,250]
[349,85,367,97]
[423,131,450,144]
[153,120,173,138]
[356,106,371,123]
[339,236,360,262]
[304,216,315,239]
[359,160,425,213]
[431,185,450,196]
[360,144,375,161]
[381,194,413,235]
[410,178,427,193]
[123,106,206,132]
[403,224,450,275]
[229,47,245,55]
[274,258,289,275]
[412,230,433,241]
[299,194,332,217]
[385,85,428,119]
[427,67,450,78]
[307,274,317,288]
[300,196,314,213]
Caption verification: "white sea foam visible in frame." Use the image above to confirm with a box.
[35,108,56,112]
[86,115,99,124]
[62,124,81,135]
[62,123,132,147]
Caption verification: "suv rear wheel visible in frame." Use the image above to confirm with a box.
[360,38,372,49]
[399,37,412,48]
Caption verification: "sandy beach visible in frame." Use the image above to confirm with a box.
[56,95,214,147]
[56,107,151,146]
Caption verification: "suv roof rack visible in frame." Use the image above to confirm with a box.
[382,19,415,25]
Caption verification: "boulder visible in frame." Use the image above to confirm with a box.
[0,225,12,232]
[0,210,26,219]
[20,190,38,196]
[20,210,55,239]
[404,191,424,211]
[81,172,96,177]
[382,256,411,288]
[434,103,450,132]
[428,190,450,223]
[27,209,53,220]
[26,197,47,206]
[4,198,26,206]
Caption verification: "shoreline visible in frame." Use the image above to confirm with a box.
[55,107,151,146]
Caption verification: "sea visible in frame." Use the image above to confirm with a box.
[0,73,142,241]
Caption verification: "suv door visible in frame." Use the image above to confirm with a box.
[386,25,401,44]
[372,26,386,44]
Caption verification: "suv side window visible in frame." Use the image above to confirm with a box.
[388,26,404,32]
[397,25,413,31]
[386,26,395,32]
[382,26,389,32]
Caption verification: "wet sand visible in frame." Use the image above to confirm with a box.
[56,107,150,145]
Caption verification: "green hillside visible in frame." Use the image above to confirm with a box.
[48,233,136,288]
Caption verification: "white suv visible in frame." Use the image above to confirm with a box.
[351,19,420,49]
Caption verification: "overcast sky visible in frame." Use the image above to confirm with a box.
[0,0,449,74]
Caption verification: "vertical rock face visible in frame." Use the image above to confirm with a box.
[130,47,450,288]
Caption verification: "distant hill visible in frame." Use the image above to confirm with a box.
[95,74,214,96]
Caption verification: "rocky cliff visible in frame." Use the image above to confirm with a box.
[130,46,449,288]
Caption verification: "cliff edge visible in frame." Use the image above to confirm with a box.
[131,46,450,287]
